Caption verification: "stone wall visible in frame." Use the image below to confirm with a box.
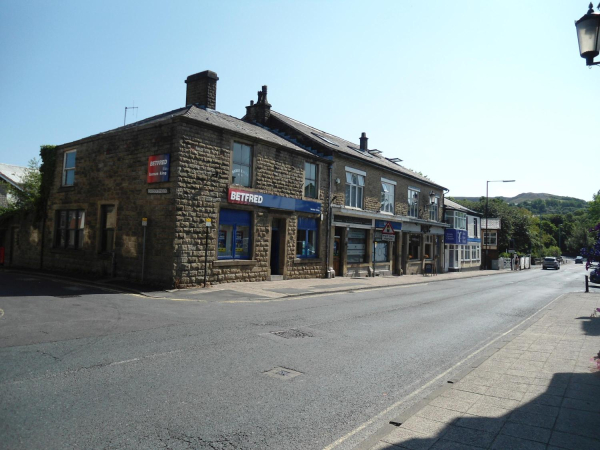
[174,119,329,287]
[0,211,41,269]
[43,121,179,284]
[331,154,443,219]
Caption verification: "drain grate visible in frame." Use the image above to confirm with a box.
[270,329,313,339]
[264,366,302,380]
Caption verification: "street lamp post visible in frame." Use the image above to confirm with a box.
[484,180,515,270]
[575,3,600,66]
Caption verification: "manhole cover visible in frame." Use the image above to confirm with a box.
[270,329,313,339]
[264,366,302,380]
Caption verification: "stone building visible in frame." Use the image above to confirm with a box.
[1,71,330,286]
[2,68,449,284]
[242,99,448,276]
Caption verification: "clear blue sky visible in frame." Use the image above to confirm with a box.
[1,1,597,201]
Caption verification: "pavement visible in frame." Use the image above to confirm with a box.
[132,268,517,302]
[2,265,516,302]
[361,290,600,450]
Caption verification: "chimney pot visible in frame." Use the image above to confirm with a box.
[185,70,219,109]
[359,132,368,151]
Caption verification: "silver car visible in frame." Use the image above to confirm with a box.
[542,257,560,270]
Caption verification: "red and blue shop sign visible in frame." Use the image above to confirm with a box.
[147,154,170,183]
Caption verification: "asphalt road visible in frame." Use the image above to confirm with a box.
[0,264,586,449]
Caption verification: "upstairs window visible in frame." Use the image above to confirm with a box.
[232,142,252,187]
[345,170,364,209]
[381,179,395,214]
[408,188,419,217]
[429,196,439,221]
[484,231,497,246]
[445,211,467,229]
[62,150,76,186]
[304,162,318,199]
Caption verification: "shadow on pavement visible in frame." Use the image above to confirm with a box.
[375,370,600,450]
[0,269,165,298]
[576,315,600,337]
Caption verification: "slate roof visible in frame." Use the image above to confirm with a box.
[269,111,445,189]
[0,163,30,189]
[445,198,481,216]
[64,105,316,158]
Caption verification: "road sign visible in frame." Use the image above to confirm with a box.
[142,218,148,227]
[382,221,394,235]
[382,234,395,242]
[206,218,212,227]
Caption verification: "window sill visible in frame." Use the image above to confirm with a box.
[50,248,85,254]
[213,259,258,267]
[294,258,323,264]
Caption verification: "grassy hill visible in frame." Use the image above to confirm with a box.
[453,193,588,215]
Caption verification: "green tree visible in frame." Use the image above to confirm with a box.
[589,190,600,224]
[566,221,594,255]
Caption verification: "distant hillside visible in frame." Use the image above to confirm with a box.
[453,193,588,215]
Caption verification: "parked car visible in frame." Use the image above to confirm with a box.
[542,257,560,270]
[575,256,584,264]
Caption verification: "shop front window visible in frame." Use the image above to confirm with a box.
[296,217,318,258]
[374,241,389,262]
[218,209,251,259]
[347,228,367,263]
[408,234,420,260]
[424,235,432,259]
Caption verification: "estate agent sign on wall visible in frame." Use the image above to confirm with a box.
[147,154,170,183]
[445,228,468,245]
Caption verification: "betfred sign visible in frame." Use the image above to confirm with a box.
[228,187,321,214]
[147,154,170,183]
[229,189,264,205]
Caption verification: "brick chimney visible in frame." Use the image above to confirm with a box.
[244,85,271,124]
[359,132,368,151]
[185,70,219,109]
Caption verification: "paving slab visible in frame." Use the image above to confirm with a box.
[366,292,600,450]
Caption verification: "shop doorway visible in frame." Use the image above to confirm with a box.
[270,219,284,276]
[333,234,341,276]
